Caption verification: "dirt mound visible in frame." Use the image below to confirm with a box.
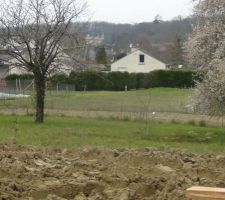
[0,144,224,199]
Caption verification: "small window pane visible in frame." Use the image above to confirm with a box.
[139,54,145,63]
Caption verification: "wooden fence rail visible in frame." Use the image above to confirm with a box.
[186,187,225,200]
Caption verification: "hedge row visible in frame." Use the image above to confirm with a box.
[51,70,197,91]
[5,74,34,80]
[6,70,197,91]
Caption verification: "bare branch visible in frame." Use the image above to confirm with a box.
[0,0,87,123]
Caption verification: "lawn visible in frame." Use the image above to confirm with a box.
[0,88,190,113]
[1,115,225,153]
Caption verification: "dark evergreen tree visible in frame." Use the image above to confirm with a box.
[167,34,184,66]
[96,46,107,64]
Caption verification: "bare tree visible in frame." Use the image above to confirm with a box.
[0,0,87,123]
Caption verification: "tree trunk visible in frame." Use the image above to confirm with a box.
[34,75,46,123]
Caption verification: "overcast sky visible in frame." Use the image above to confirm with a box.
[88,0,193,23]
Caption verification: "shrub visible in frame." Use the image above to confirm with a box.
[50,74,69,85]
[147,70,197,88]
[6,74,34,80]
[5,70,198,91]
[69,71,111,91]
[68,70,197,91]
[133,73,145,89]
[198,120,206,127]
[5,70,197,91]
[187,120,196,126]
[107,72,134,91]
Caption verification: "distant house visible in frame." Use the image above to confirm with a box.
[111,49,166,73]
[0,48,74,79]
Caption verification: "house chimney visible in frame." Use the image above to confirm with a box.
[130,44,137,53]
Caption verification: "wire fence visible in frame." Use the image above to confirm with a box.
[0,79,77,95]
[0,79,189,121]
[0,80,223,127]
[0,79,33,94]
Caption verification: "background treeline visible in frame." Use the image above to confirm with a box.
[83,19,192,64]
[6,70,197,91]
[85,19,192,50]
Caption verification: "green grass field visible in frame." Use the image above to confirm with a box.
[1,87,222,153]
[0,88,190,113]
[1,115,225,153]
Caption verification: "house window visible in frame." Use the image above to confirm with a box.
[139,54,145,64]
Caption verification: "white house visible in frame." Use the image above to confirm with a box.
[111,49,166,73]
[0,48,74,79]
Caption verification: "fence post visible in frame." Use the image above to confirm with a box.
[16,78,18,94]
[19,79,22,93]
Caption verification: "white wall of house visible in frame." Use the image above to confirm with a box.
[9,65,28,75]
[111,49,166,73]
[6,55,73,77]
[8,64,73,76]
[0,63,29,79]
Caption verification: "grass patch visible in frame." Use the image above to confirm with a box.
[0,88,190,113]
[187,120,196,126]
[0,115,225,153]
[198,120,207,127]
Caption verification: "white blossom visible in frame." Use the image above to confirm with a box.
[186,0,225,115]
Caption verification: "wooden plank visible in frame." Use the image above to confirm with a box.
[186,187,225,200]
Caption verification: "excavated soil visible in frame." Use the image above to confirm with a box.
[0,144,225,200]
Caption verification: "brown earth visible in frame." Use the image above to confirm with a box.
[0,144,225,200]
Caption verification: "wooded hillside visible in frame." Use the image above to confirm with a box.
[81,18,192,64]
